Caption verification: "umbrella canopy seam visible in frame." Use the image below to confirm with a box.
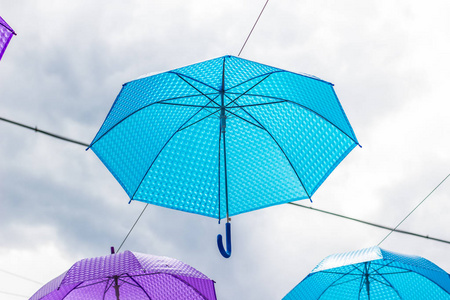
[229,101,312,199]
[130,102,214,200]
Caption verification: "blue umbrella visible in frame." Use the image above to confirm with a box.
[283,246,450,299]
[88,55,359,257]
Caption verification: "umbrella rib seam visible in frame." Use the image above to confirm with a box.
[58,282,84,300]
[123,273,153,299]
[171,72,221,107]
[373,263,450,296]
[232,101,312,199]
[168,274,210,300]
[89,94,211,148]
[130,100,215,200]
[236,93,359,145]
[225,109,264,130]
[371,267,404,299]
[169,71,219,92]
[223,74,272,108]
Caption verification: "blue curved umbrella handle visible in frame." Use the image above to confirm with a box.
[217,222,231,258]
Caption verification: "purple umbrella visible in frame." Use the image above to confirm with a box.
[0,15,16,61]
[29,249,217,300]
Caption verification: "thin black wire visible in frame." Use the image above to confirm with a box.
[2,115,450,245]
[237,0,270,56]
[117,203,149,252]
[377,173,450,246]
[0,116,89,147]
[0,268,42,285]
[0,290,29,298]
[288,202,450,245]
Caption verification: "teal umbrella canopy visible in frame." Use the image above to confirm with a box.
[283,246,450,300]
[89,55,359,257]
[89,55,358,218]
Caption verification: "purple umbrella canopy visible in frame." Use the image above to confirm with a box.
[29,250,217,300]
[0,15,16,61]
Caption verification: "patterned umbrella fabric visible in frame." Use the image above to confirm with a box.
[283,246,450,299]
[0,15,16,61]
[88,55,359,257]
[29,249,217,300]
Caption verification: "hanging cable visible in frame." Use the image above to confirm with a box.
[238,0,270,56]
[2,114,450,245]
[288,202,450,245]
[0,268,42,299]
[377,173,450,246]
[0,116,89,147]
[0,268,42,285]
[0,290,29,298]
[117,203,149,252]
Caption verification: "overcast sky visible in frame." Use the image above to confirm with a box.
[1,1,450,299]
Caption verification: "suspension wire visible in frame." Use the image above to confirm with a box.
[377,173,450,246]
[117,203,149,252]
[0,115,149,252]
[3,114,450,245]
[288,202,450,245]
[0,268,42,285]
[0,290,29,298]
[2,114,450,262]
[237,0,270,57]
[0,116,89,147]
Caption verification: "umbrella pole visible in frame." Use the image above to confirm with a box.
[110,247,121,300]
[217,108,232,258]
[113,276,121,300]
[217,72,232,258]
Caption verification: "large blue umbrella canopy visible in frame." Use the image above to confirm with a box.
[89,55,359,256]
[283,246,450,299]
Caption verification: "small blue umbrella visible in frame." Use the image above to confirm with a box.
[283,246,450,299]
[88,55,359,257]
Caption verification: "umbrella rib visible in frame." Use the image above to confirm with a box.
[358,273,365,300]
[72,279,110,290]
[232,103,312,199]
[103,278,114,300]
[371,268,403,299]
[123,273,153,299]
[157,102,218,108]
[58,282,84,300]
[316,267,362,299]
[225,100,287,109]
[231,93,359,145]
[130,100,216,200]
[372,259,449,297]
[224,70,284,92]
[371,261,409,274]
[224,74,272,108]
[225,109,264,130]
[89,94,214,148]
[324,276,362,288]
[168,274,210,300]
[217,118,222,220]
[171,72,221,107]
[169,71,219,92]
[178,108,221,132]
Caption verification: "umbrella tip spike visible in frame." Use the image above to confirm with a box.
[111,246,115,254]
